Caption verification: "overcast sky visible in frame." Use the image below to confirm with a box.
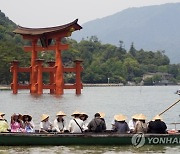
[0,0,180,27]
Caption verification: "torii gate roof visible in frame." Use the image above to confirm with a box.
[13,19,82,36]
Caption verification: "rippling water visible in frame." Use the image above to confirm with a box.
[0,145,180,154]
[0,86,180,153]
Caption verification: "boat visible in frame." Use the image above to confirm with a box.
[0,132,180,146]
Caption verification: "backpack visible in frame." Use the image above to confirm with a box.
[94,120,102,132]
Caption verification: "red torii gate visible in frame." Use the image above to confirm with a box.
[11,19,83,95]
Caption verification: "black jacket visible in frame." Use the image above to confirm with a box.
[148,120,167,134]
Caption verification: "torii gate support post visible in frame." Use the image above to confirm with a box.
[55,38,64,95]
[36,59,44,95]
[11,60,19,94]
[47,61,55,94]
[75,60,83,95]
[30,39,38,94]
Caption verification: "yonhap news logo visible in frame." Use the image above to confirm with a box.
[131,133,180,148]
[131,133,145,148]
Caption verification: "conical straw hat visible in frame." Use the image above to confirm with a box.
[0,112,5,116]
[137,113,146,120]
[132,114,139,119]
[56,111,66,116]
[80,112,88,118]
[114,114,127,121]
[153,115,162,121]
[71,111,81,116]
[98,112,105,118]
[41,114,49,121]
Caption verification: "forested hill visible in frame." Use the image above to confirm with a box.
[72,3,180,64]
[0,10,28,84]
[0,10,180,85]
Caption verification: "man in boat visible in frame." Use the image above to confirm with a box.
[0,116,9,132]
[147,115,167,134]
[79,112,89,131]
[39,114,53,133]
[98,112,106,124]
[134,114,148,134]
[112,114,130,133]
[68,111,84,133]
[87,113,106,132]
[128,114,138,133]
[53,111,67,133]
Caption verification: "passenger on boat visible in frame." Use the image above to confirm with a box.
[79,112,89,131]
[39,114,53,133]
[22,114,35,133]
[53,111,66,133]
[134,114,148,134]
[147,115,167,134]
[0,112,7,122]
[0,116,9,132]
[98,112,106,122]
[128,114,138,133]
[112,114,130,133]
[87,113,106,132]
[10,113,25,132]
[68,111,84,133]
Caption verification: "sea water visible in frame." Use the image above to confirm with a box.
[0,86,180,153]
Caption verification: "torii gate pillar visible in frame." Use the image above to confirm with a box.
[55,38,64,95]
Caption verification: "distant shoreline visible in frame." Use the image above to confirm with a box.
[0,85,11,90]
[0,84,123,90]
[0,84,179,90]
[83,83,123,87]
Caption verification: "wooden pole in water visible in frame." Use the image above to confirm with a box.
[159,99,180,116]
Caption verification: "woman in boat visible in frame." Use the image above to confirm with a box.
[79,112,89,131]
[134,114,148,134]
[10,113,25,132]
[53,111,66,133]
[128,114,138,133]
[88,113,106,132]
[39,114,53,133]
[147,115,167,134]
[68,111,84,133]
[22,114,35,133]
[0,116,9,132]
[112,114,130,133]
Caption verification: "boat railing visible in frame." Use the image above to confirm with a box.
[169,122,180,130]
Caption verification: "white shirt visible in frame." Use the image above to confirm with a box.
[39,121,52,130]
[128,119,136,130]
[111,120,115,129]
[82,120,88,131]
[68,118,84,133]
[53,119,66,132]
